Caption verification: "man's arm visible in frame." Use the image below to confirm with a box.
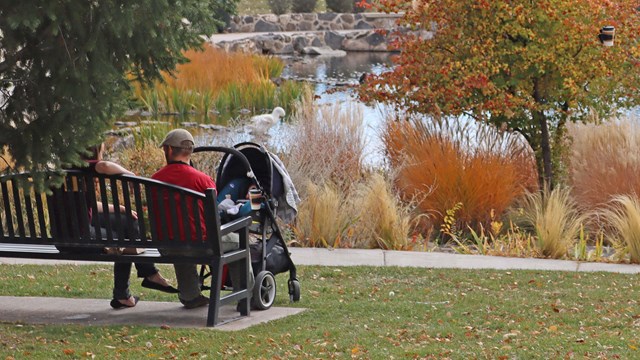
[95,160,135,176]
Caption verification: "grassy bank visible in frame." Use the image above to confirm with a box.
[1,264,639,358]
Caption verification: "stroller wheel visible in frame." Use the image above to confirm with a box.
[252,271,276,310]
[288,279,301,302]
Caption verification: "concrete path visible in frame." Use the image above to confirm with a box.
[1,248,639,330]
[0,296,304,331]
[288,248,640,274]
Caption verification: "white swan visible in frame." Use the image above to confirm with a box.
[248,107,286,136]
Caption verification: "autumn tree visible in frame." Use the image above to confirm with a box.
[360,0,640,188]
[0,1,236,185]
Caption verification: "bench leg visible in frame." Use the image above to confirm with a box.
[206,258,223,327]
[238,227,251,316]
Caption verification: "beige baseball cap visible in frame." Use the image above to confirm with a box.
[159,129,195,148]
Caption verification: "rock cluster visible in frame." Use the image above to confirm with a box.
[229,13,401,33]
[212,30,400,55]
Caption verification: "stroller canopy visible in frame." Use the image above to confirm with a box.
[217,142,300,224]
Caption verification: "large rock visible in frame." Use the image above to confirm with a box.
[301,46,347,57]
[324,31,345,50]
[354,21,374,30]
[255,19,280,33]
[366,32,386,47]
[293,36,311,52]
[318,13,338,22]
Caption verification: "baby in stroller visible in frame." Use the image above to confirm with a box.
[216,178,258,222]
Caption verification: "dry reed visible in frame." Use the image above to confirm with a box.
[281,91,367,196]
[568,117,640,211]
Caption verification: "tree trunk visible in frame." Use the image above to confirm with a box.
[535,110,554,190]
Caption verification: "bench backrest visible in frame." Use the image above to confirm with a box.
[0,170,224,254]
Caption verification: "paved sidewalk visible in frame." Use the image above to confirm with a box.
[288,248,640,274]
[1,249,638,330]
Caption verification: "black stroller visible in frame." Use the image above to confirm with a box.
[194,142,301,310]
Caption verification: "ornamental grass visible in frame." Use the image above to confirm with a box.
[568,118,640,212]
[382,117,537,236]
[510,187,585,259]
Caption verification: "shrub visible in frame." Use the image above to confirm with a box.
[268,0,291,15]
[568,117,640,212]
[383,117,538,235]
[292,180,354,248]
[117,135,166,178]
[599,195,640,263]
[325,0,353,13]
[510,187,585,259]
[349,173,426,250]
[291,0,317,13]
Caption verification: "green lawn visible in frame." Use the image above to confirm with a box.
[1,264,640,358]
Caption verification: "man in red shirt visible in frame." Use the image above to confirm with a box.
[152,129,253,309]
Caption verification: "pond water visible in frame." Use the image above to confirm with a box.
[277,52,395,166]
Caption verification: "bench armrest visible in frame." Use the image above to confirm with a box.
[219,216,252,236]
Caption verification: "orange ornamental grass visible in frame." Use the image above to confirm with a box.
[383,117,537,232]
[132,44,284,101]
[163,46,268,92]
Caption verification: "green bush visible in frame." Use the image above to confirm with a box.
[325,0,352,13]
[291,0,317,13]
[268,0,291,15]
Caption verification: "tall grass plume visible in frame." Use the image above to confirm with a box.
[599,194,640,263]
[349,173,426,250]
[510,187,585,259]
[568,117,640,211]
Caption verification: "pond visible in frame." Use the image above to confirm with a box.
[277,52,395,166]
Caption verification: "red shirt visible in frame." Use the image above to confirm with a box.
[151,162,216,242]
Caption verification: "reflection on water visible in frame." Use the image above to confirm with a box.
[280,52,394,87]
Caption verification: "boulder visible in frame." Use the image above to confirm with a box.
[301,46,347,57]
[318,13,338,22]
[324,31,345,50]
[255,19,280,32]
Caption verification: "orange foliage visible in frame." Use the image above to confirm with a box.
[163,45,263,92]
[384,118,537,230]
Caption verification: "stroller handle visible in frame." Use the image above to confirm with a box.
[193,146,255,180]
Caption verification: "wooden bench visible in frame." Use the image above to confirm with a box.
[0,170,252,327]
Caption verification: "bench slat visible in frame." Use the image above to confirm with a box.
[133,182,148,242]
[109,178,124,243]
[23,190,37,239]
[1,181,15,238]
[11,180,26,240]
[35,191,48,239]
[168,189,180,244]
[97,177,113,241]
